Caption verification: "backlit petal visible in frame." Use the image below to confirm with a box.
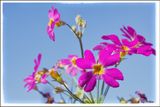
[78,72,93,88]
[102,74,119,88]
[84,75,96,92]
[102,34,122,46]
[105,68,124,80]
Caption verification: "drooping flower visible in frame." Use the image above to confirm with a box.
[76,50,123,92]
[24,54,48,91]
[59,55,81,76]
[93,26,155,58]
[47,6,60,41]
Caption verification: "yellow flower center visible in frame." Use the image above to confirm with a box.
[93,64,104,75]
[71,57,77,66]
[34,71,44,83]
[120,45,130,58]
[48,19,54,26]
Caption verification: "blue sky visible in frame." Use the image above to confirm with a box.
[3,3,156,103]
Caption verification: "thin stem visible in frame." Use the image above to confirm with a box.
[101,81,105,96]
[97,79,100,103]
[70,79,74,103]
[89,92,95,103]
[64,22,84,58]
[65,23,77,38]
[60,93,66,103]
[47,81,56,89]
[103,85,110,102]
[84,94,92,103]
[63,83,84,103]
[78,38,84,58]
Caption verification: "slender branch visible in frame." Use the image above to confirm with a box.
[60,93,66,103]
[63,83,84,103]
[84,94,92,103]
[103,85,110,101]
[47,81,56,89]
[78,38,84,58]
[89,92,95,103]
[64,22,84,58]
[97,79,100,103]
[101,81,105,96]
[65,23,77,38]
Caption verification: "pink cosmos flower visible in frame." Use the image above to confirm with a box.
[76,50,123,92]
[93,26,155,57]
[24,53,48,92]
[59,55,81,76]
[47,6,60,41]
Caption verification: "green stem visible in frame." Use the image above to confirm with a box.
[60,93,66,103]
[84,94,92,103]
[78,38,84,58]
[47,81,56,89]
[97,79,100,103]
[101,81,105,96]
[103,85,110,102]
[65,23,77,37]
[65,22,84,58]
[63,83,84,103]
[89,92,95,103]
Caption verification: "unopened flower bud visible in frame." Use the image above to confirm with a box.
[75,15,86,28]
[75,15,81,24]
[49,68,64,84]
[55,87,64,94]
[71,25,76,32]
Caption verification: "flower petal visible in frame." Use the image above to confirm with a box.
[41,74,48,84]
[120,26,132,40]
[60,59,71,65]
[126,26,137,37]
[99,50,120,67]
[53,9,60,22]
[76,50,96,69]
[102,73,119,88]
[76,58,92,69]
[78,72,93,88]
[68,55,78,59]
[70,67,79,76]
[93,44,105,51]
[102,34,122,46]
[84,50,96,64]
[137,35,145,43]
[47,25,55,41]
[122,38,138,47]
[105,68,124,80]
[137,45,155,56]
[84,75,96,92]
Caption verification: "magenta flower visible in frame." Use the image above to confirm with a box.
[120,26,155,56]
[76,50,123,92]
[24,53,48,92]
[47,6,60,41]
[93,26,155,57]
[60,55,81,76]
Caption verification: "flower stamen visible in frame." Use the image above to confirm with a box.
[93,64,104,75]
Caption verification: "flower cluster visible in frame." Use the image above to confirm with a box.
[24,6,155,104]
